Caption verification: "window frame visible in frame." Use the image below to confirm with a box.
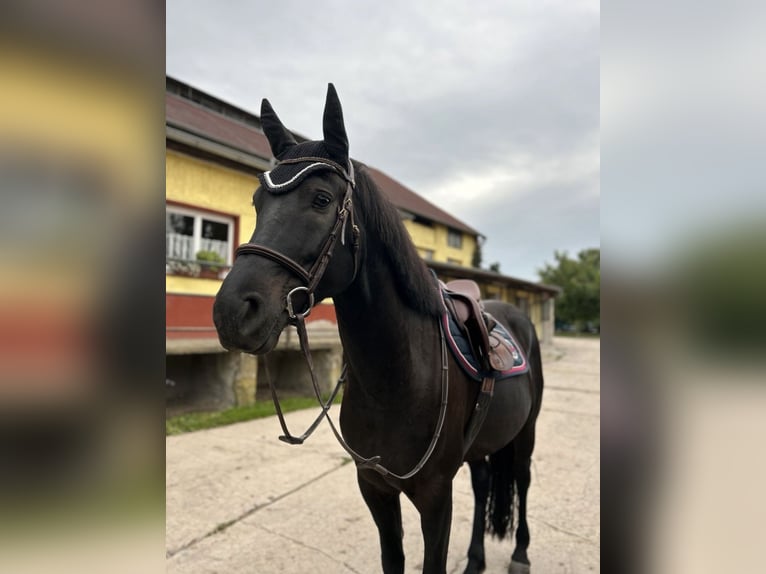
[447,228,463,249]
[166,202,237,266]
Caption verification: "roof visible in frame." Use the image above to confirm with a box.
[365,167,480,236]
[166,79,479,236]
[166,92,273,161]
[428,260,561,295]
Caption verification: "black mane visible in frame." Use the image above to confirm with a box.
[352,161,444,318]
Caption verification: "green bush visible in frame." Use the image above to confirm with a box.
[196,250,226,272]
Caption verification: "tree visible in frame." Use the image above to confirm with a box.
[538,248,600,331]
[489,262,501,273]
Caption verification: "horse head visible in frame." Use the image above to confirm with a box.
[213,84,359,354]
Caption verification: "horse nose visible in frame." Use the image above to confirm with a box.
[213,289,268,348]
[213,290,247,342]
[239,292,274,336]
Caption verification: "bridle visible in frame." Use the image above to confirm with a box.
[234,157,451,480]
[236,156,360,321]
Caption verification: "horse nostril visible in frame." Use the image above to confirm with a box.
[243,293,264,314]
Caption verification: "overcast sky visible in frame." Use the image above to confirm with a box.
[166,0,599,281]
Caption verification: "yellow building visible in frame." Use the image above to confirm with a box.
[361,167,480,267]
[360,167,559,342]
[165,77,558,411]
[165,79,342,410]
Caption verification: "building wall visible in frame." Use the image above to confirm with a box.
[165,150,345,406]
[166,150,258,296]
[165,150,261,406]
[404,220,477,267]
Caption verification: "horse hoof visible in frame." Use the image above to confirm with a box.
[508,560,530,574]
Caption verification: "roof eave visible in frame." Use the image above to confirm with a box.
[166,123,273,172]
[427,260,562,295]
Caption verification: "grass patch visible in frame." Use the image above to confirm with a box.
[166,393,342,436]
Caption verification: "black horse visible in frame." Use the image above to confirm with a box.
[214,84,544,574]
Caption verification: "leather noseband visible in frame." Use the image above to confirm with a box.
[235,158,360,320]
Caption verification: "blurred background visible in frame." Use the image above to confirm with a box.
[1,1,764,573]
[0,2,164,573]
[603,1,766,572]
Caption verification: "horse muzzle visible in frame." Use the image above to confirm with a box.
[213,288,285,355]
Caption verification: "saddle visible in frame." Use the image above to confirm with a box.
[442,279,516,373]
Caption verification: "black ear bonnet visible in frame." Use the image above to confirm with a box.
[258,83,352,194]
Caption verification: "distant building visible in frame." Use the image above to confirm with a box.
[365,166,480,267]
[165,77,558,412]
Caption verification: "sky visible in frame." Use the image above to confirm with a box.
[166,0,600,281]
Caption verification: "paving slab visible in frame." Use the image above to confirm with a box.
[167,337,600,573]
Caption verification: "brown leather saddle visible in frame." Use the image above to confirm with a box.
[441,279,516,373]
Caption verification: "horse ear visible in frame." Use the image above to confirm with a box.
[322,83,349,163]
[261,98,297,159]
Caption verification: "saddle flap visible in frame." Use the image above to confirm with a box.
[463,313,492,371]
[488,333,516,372]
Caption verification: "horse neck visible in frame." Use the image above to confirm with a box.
[333,255,441,397]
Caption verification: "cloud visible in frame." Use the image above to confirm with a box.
[167,0,600,281]
[450,156,600,280]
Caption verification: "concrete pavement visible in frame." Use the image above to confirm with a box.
[166,337,600,573]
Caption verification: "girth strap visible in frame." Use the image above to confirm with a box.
[462,376,496,456]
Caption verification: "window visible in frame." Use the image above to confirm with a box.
[447,229,463,248]
[166,205,234,265]
[413,215,434,228]
[447,257,462,265]
[420,249,435,260]
[516,295,530,317]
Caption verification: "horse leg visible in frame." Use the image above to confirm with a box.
[509,427,536,574]
[464,459,490,573]
[357,473,405,574]
[412,481,453,574]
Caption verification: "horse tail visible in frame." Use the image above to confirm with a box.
[486,440,516,539]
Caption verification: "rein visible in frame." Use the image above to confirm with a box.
[271,314,450,480]
[235,157,451,480]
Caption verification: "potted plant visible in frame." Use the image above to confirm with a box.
[166,259,201,278]
[196,250,227,279]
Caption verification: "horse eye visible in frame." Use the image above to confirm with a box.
[312,193,332,209]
